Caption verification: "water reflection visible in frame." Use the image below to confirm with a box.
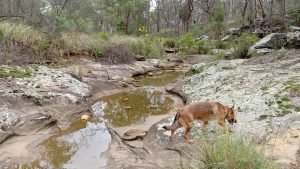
[134,71,183,86]
[99,88,174,127]
[40,121,111,169]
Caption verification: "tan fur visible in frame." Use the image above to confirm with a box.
[163,101,237,143]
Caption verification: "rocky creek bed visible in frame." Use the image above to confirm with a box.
[0,51,299,169]
[0,57,188,168]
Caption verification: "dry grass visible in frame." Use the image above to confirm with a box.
[0,22,48,48]
[62,33,105,54]
[0,21,164,65]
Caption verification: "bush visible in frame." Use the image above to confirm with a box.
[196,40,211,54]
[0,28,4,42]
[288,7,300,26]
[210,6,226,40]
[0,22,48,48]
[164,38,177,48]
[180,33,196,55]
[99,32,110,41]
[212,52,226,61]
[131,37,164,58]
[100,44,135,64]
[62,33,104,54]
[233,33,259,59]
[215,40,229,49]
[182,133,277,169]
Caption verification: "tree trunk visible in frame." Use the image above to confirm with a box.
[183,0,194,33]
[156,0,160,33]
[229,0,233,18]
[280,0,286,23]
[125,9,131,34]
[258,0,266,18]
[242,0,248,26]
[270,0,274,21]
[248,0,254,24]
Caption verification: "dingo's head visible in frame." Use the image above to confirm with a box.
[226,104,237,125]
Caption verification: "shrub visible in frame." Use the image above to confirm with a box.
[180,33,196,55]
[0,22,48,48]
[233,33,259,59]
[196,40,211,54]
[131,37,164,58]
[182,133,277,169]
[215,40,229,49]
[62,33,104,54]
[288,7,300,26]
[0,28,4,42]
[212,52,226,61]
[99,32,110,41]
[164,38,177,48]
[100,44,135,64]
[210,5,226,41]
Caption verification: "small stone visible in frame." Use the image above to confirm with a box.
[134,55,145,61]
[124,106,132,109]
[150,105,159,109]
[148,72,154,76]
[292,134,299,138]
[123,98,128,101]
[122,128,147,141]
[81,114,90,121]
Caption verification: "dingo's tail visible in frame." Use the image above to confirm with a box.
[163,109,181,130]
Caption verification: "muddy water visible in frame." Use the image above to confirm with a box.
[42,120,110,169]
[134,71,184,86]
[12,120,111,169]
[99,88,174,127]
[13,71,183,169]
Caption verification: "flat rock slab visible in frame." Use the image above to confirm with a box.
[12,113,56,135]
[0,130,13,144]
[122,128,147,141]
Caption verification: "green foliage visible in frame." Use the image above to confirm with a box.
[163,39,177,48]
[288,7,300,26]
[189,24,204,37]
[131,37,164,58]
[210,6,226,40]
[215,41,230,49]
[117,20,126,33]
[212,52,226,61]
[0,28,4,42]
[196,40,211,54]
[92,46,104,56]
[99,32,110,41]
[180,33,196,54]
[56,16,73,30]
[0,66,32,78]
[182,133,277,169]
[232,33,259,59]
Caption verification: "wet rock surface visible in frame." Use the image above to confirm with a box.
[1,51,299,168]
[0,57,190,168]
[11,113,56,135]
[122,128,147,141]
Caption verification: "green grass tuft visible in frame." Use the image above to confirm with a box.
[181,133,277,169]
[0,66,32,78]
